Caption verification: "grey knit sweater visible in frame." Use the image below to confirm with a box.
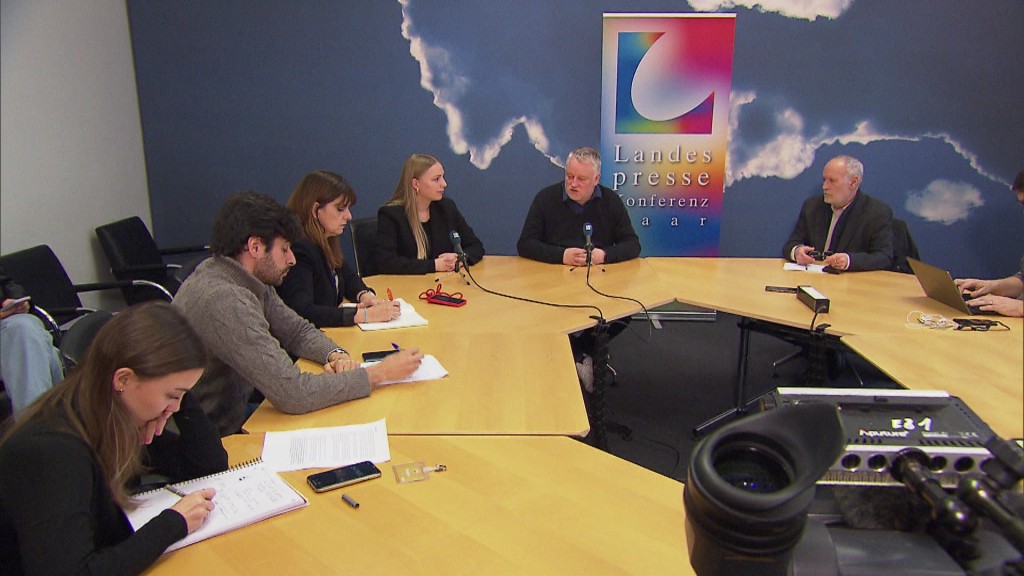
[173,256,371,435]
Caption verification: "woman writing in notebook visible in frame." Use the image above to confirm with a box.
[375,154,485,274]
[0,302,227,575]
[278,170,401,327]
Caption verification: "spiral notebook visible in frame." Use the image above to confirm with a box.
[126,459,308,553]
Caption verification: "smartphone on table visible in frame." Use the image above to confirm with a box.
[362,350,399,363]
[426,293,466,307]
[306,461,382,493]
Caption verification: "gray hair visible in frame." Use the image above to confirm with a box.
[566,147,601,175]
[833,155,864,181]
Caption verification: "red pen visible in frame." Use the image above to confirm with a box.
[386,288,394,301]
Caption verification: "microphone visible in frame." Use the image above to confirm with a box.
[450,230,465,273]
[583,222,593,266]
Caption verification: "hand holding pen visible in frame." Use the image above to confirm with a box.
[168,486,218,534]
[365,347,423,387]
[360,300,402,323]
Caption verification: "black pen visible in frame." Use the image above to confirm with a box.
[341,493,360,509]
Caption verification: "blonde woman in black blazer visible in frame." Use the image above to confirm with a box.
[375,154,484,275]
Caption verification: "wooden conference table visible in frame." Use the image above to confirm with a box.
[144,433,692,576]
[357,255,674,335]
[247,255,1021,439]
[244,330,590,435]
[647,257,1023,439]
[245,255,671,435]
[645,257,1005,336]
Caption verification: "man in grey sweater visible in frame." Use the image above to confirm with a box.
[174,191,422,435]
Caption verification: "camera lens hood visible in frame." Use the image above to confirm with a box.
[684,403,844,576]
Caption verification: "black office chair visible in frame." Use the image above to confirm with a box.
[0,245,166,343]
[95,216,209,305]
[349,217,379,277]
[59,309,113,372]
[891,218,920,274]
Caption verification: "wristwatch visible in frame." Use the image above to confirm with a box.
[326,347,349,363]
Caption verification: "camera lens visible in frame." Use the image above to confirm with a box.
[684,404,845,576]
[714,445,791,493]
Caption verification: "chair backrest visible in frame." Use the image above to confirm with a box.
[59,309,114,372]
[349,217,379,277]
[96,216,181,304]
[0,245,84,322]
[891,218,920,274]
[95,217,165,279]
[96,215,169,282]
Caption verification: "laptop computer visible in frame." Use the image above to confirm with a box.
[907,257,993,315]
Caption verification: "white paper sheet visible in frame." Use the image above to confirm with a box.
[783,262,826,273]
[361,353,448,386]
[357,298,428,331]
[260,418,391,472]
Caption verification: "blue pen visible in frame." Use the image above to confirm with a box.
[391,342,400,351]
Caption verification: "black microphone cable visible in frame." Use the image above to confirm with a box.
[579,223,654,338]
[449,229,606,320]
[459,257,606,322]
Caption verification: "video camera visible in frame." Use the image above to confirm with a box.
[683,402,1024,576]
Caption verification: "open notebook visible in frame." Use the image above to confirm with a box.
[126,459,308,553]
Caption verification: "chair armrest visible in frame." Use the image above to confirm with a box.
[38,307,97,339]
[28,305,61,340]
[73,279,171,301]
[127,280,173,301]
[118,263,175,274]
[158,245,209,256]
[74,280,136,293]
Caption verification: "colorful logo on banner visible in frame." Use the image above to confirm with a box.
[601,14,736,256]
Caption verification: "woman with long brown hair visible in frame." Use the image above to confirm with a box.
[278,170,400,327]
[0,302,227,575]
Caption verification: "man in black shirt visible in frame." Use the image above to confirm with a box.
[518,147,640,266]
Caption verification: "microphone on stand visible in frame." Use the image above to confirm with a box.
[450,230,465,273]
[584,222,594,267]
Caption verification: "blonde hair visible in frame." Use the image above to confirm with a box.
[286,170,356,269]
[385,154,439,260]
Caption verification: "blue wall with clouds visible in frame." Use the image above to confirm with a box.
[128,0,1023,279]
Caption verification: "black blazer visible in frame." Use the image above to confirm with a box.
[276,238,371,327]
[375,197,484,275]
[782,191,894,272]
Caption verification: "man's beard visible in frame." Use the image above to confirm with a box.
[253,254,287,286]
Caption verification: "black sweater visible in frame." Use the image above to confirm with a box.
[517,183,641,264]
